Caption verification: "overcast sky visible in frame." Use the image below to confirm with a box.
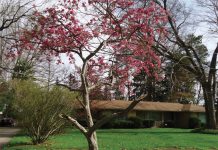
[187,0,218,52]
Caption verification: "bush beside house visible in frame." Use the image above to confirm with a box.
[100,117,154,129]
[189,117,202,129]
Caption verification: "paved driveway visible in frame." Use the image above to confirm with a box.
[0,128,20,149]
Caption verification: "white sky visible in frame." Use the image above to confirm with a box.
[187,0,218,52]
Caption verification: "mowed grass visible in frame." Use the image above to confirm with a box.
[3,128,218,150]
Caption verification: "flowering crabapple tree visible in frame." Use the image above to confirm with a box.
[18,0,167,149]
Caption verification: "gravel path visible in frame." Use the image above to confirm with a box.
[0,128,20,149]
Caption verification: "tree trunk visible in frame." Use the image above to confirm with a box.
[87,132,98,150]
[202,84,217,129]
[83,85,99,150]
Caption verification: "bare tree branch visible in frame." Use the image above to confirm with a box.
[59,114,87,135]
[56,83,83,92]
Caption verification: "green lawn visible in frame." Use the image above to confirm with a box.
[3,128,218,150]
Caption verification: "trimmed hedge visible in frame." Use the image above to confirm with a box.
[113,120,134,128]
[101,120,114,129]
[143,120,155,128]
[128,117,143,128]
[78,116,157,129]
[101,117,155,129]
[101,119,134,129]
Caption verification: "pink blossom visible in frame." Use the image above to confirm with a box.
[18,0,167,93]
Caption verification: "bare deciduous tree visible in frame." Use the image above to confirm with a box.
[196,0,218,34]
[154,0,217,129]
[0,0,34,79]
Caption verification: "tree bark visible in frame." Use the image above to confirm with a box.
[80,60,99,150]
[86,132,98,150]
[202,83,217,129]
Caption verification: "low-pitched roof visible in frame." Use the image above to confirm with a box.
[86,100,205,112]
